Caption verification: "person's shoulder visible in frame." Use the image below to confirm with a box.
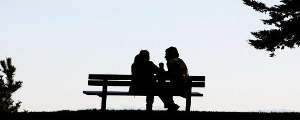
[149,60,154,63]
[176,58,187,66]
[170,58,180,63]
[148,61,156,66]
[178,58,185,62]
[131,62,138,67]
[178,58,183,61]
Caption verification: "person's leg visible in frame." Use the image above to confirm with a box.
[146,95,154,111]
[156,81,179,111]
[157,84,179,110]
[159,95,179,111]
[159,95,173,108]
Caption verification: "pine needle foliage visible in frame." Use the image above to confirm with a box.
[0,58,22,112]
[243,0,300,57]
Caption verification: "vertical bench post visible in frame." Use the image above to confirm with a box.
[185,79,192,111]
[101,79,108,111]
[185,89,191,111]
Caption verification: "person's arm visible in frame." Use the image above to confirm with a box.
[131,64,135,75]
[150,61,159,74]
[179,60,189,76]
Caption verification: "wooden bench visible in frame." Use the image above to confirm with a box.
[83,74,205,111]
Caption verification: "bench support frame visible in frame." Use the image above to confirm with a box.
[84,74,205,111]
[185,87,191,111]
[100,79,108,111]
[97,85,194,111]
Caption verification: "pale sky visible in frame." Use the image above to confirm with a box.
[1,0,300,112]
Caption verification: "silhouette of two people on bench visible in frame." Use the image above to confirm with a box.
[130,46,189,111]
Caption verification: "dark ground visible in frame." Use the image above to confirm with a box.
[3,110,300,120]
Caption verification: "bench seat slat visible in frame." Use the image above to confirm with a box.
[83,91,203,96]
[88,80,205,87]
[89,74,132,80]
[89,74,205,82]
[187,76,205,81]
[88,80,131,86]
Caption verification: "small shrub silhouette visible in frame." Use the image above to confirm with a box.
[0,57,22,112]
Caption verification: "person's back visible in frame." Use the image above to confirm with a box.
[165,47,189,97]
[130,58,157,94]
[167,57,189,96]
[167,57,188,78]
[129,50,158,111]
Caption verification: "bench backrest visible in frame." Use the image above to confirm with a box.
[88,74,205,87]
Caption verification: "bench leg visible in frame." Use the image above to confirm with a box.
[185,87,192,111]
[101,94,107,111]
[185,96,191,111]
[101,82,108,111]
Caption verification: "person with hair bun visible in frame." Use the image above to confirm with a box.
[162,46,190,111]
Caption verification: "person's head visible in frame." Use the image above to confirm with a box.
[134,54,141,63]
[165,46,179,61]
[139,50,150,62]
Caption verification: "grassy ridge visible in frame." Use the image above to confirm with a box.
[5,110,300,120]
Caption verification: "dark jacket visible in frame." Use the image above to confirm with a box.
[130,60,158,94]
[167,58,189,94]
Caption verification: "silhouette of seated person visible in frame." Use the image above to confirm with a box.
[129,50,179,111]
[130,50,157,95]
[160,46,190,110]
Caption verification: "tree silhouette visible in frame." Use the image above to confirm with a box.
[243,0,300,57]
[0,58,22,112]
